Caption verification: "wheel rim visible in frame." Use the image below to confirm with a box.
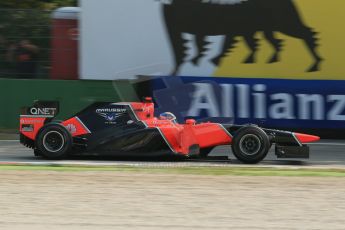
[42,131,65,153]
[239,134,261,156]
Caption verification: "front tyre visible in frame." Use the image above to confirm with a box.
[35,124,72,159]
[231,126,270,164]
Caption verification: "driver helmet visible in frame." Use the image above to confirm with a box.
[159,112,176,121]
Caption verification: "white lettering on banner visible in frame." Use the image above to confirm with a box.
[253,84,266,119]
[297,94,324,120]
[187,83,220,117]
[186,83,345,121]
[236,84,250,118]
[327,95,345,120]
[221,84,234,117]
[269,94,295,119]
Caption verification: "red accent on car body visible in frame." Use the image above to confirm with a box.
[142,117,232,155]
[62,117,90,137]
[20,116,90,141]
[144,97,153,103]
[185,119,196,125]
[132,101,233,155]
[294,133,320,143]
[191,123,232,148]
[19,116,47,140]
[130,102,155,120]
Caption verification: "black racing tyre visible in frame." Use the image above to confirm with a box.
[35,124,72,159]
[44,118,63,124]
[231,126,270,164]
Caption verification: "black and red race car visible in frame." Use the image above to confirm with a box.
[20,98,320,164]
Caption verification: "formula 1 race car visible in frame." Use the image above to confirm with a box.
[20,98,320,164]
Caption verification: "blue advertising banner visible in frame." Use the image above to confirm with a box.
[149,76,345,129]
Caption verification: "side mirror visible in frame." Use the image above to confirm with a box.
[185,119,196,125]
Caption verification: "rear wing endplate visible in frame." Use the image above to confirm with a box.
[21,101,60,118]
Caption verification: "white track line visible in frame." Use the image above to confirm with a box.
[309,142,345,146]
[1,140,345,146]
[1,161,345,170]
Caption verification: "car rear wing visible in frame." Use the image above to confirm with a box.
[20,101,60,142]
[21,101,59,118]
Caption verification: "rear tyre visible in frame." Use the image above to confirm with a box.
[35,124,72,159]
[231,126,270,164]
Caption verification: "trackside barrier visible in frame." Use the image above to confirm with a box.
[0,78,138,129]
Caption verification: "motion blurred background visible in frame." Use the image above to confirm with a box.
[1,0,345,138]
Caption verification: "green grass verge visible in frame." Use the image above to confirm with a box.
[0,165,345,177]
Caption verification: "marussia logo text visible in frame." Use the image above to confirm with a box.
[96,108,126,113]
[96,108,126,123]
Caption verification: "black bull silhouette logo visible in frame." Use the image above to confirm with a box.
[160,0,323,75]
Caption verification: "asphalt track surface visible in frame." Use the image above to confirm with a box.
[0,139,345,167]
